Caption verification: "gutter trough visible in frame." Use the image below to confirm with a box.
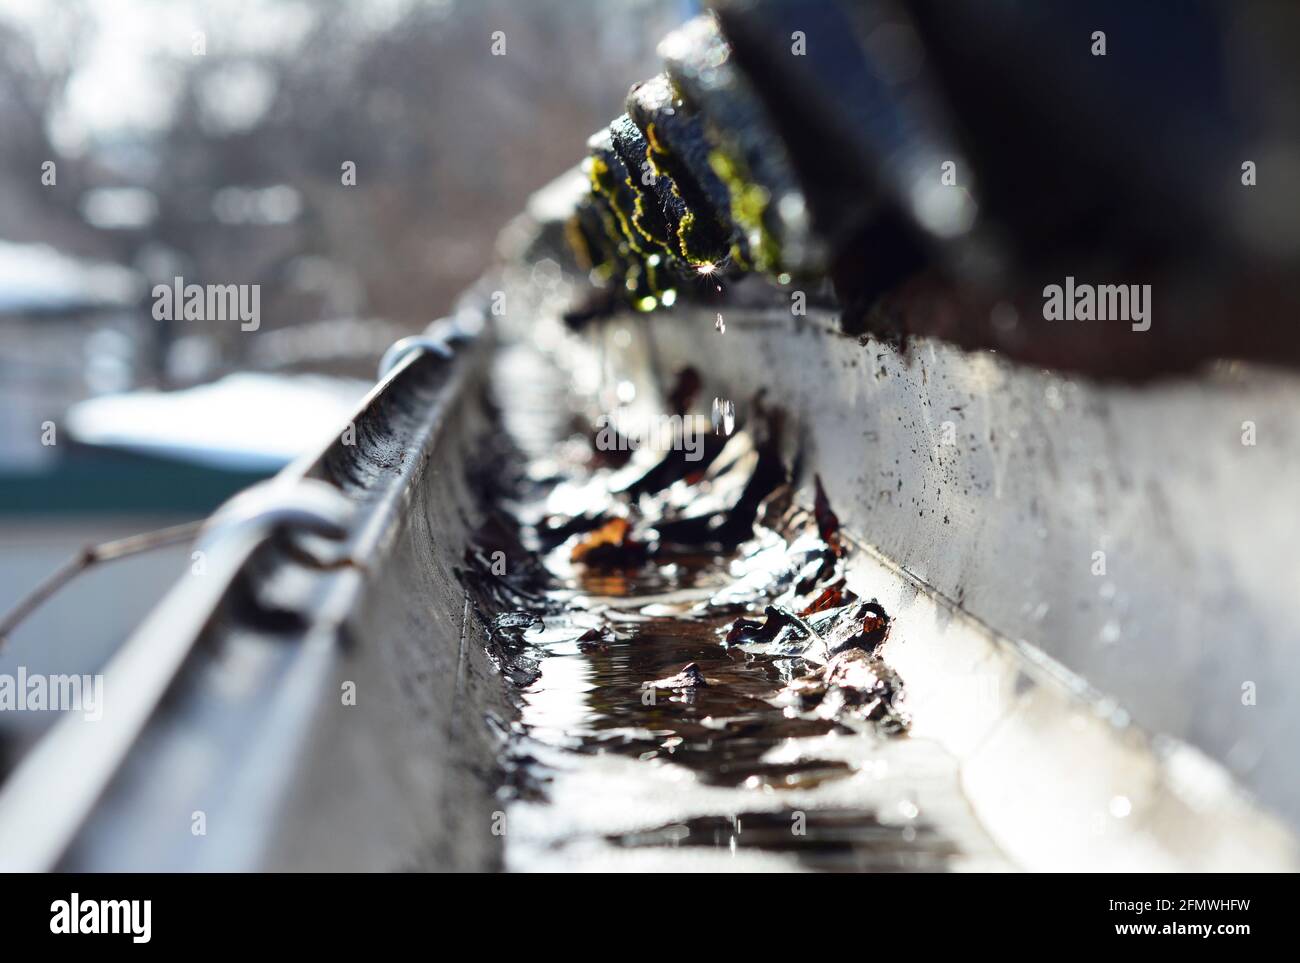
[2,0,1298,872]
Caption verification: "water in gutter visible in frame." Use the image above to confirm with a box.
[457,345,1008,871]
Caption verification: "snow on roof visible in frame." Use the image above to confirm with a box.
[65,372,370,473]
[0,240,140,315]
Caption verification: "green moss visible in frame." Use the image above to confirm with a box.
[583,156,676,299]
[676,207,725,266]
[708,148,779,272]
[564,214,594,271]
[578,184,637,288]
[580,115,790,309]
[588,156,655,262]
[644,122,672,170]
[641,125,724,268]
[622,168,674,262]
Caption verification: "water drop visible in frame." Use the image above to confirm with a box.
[711,397,735,435]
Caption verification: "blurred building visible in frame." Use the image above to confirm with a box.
[0,240,143,480]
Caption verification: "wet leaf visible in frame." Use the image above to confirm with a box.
[569,516,648,568]
[723,604,814,652]
[667,366,702,416]
[799,580,851,616]
[813,473,842,556]
[484,611,544,688]
[643,662,709,689]
[807,599,892,657]
[576,626,614,652]
[818,649,906,729]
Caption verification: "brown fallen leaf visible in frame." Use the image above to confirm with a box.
[799,580,853,616]
[576,626,613,652]
[569,516,648,568]
[813,474,843,557]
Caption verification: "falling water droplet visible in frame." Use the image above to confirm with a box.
[715,313,726,334]
[712,397,735,435]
